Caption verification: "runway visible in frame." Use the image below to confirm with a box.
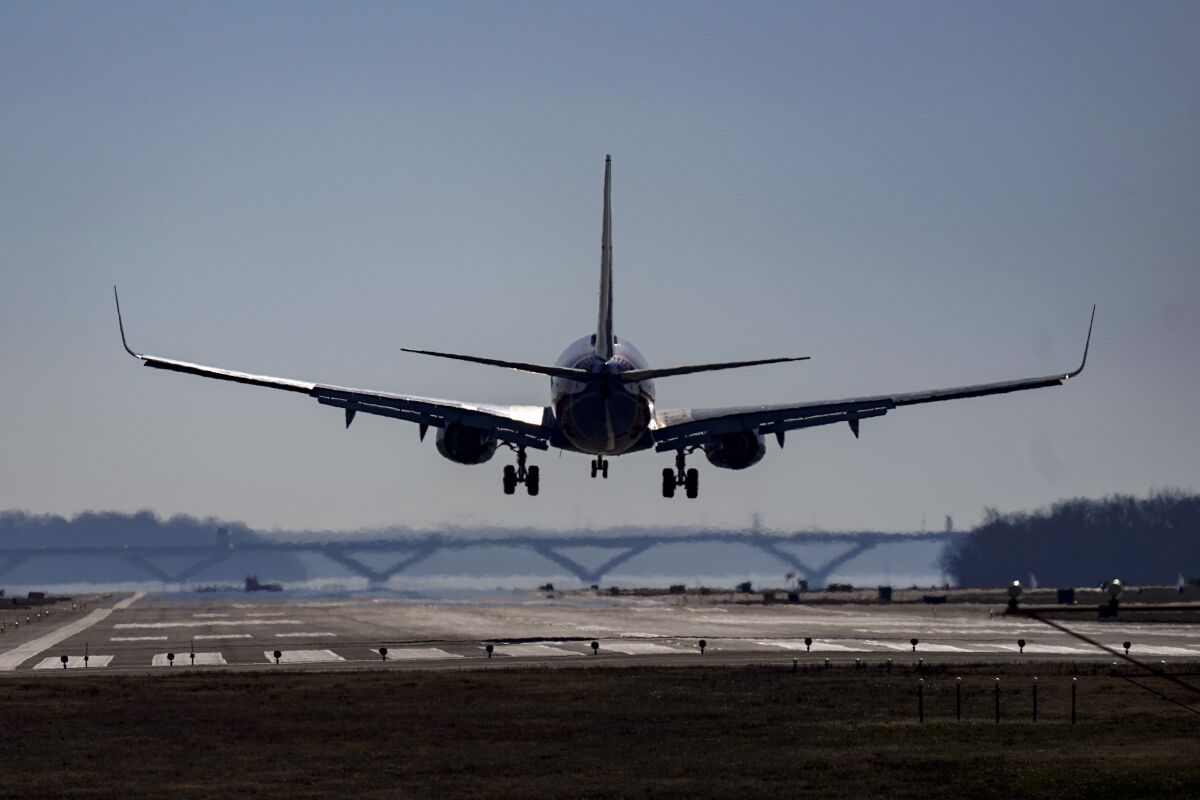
[3,590,1200,675]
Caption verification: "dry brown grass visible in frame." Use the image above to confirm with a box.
[4,662,1200,799]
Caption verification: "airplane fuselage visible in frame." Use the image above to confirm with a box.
[550,335,656,455]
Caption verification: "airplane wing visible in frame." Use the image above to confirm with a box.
[652,308,1094,452]
[114,290,551,450]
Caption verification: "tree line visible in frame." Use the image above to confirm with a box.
[940,490,1200,588]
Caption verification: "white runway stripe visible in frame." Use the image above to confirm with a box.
[115,620,303,629]
[602,642,690,655]
[1118,645,1200,656]
[111,636,168,642]
[274,632,337,638]
[492,644,581,657]
[857,640,923,652]
[195,634,252,640]
[757,640,864,652]
[192,613,229,618]
[374,648,463,660]
[902,643,973,653]
[979,642,1097,655]
[33,655,113,669]
[153,652,226,666]
[0,592,145,671]
[263,649,344,664]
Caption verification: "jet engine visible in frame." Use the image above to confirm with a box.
[435,423,498,465]
[703,431,766,470]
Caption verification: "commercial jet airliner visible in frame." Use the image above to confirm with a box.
[115,156,1093,499]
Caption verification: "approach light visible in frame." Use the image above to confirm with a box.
[1123,641,1131,655]
[1107,579,1124,599]
[1018,639,1026,654]
[1008,580,1023,599]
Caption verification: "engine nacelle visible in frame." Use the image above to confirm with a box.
[703,431,766,470]
[435,423,498,465]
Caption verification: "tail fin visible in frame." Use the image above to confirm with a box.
[595,155,614,361]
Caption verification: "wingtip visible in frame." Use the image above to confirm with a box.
[1068,305,1095,379]
[113,285,138,358]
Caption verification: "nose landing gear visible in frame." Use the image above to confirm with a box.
[502,446,540,496]
[662,449,699,499]
[590,455,609,479]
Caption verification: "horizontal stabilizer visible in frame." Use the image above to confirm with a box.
[617,356,810,383]
[400,348,591,381]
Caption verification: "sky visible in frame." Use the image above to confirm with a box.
[2,2,1198,534]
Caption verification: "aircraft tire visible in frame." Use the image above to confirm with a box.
[661,468,675,498]
[685,468,699,499]
[526,465,540,496]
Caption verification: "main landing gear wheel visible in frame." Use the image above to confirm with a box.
[662,449,700,499]
[501,446,539,497]
[590,456,609,479]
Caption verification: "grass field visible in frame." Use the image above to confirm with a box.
[4,662,1199,799]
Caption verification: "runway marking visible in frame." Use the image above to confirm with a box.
[980,643,1096,655]
[1117,645,1200,657]
[114,620,303,629]
[274,632,337,638]
[111,636,169,642]
[246,612,287,617]
[373,648,463,660]
[152,652,226,666]
[113,593,145,610]
[0,592,145,671]
[491,644,581,658]
[193,613,230,618]
[756,640,864,652]
[602,642,690,655]
[896,643,973,653]
[263,649,344,664]
[195,634,252,640]
[33,655,114,670]
[857,640,935,652]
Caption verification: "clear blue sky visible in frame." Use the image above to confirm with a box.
[2,2,1197,533]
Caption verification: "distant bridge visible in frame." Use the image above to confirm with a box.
[0,530,959,588]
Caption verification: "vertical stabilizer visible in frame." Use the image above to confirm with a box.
[595,155,614,361]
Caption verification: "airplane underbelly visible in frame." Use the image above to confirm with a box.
[555,387,651,455]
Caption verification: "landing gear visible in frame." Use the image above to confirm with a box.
[662,449,700,499]
[590,455,609,479]
[502,446,539,496]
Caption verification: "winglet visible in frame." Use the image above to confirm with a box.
[1065,305,1095,380]
[113,286,139,358]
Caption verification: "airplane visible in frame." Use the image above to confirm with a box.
[115,155,1094,499]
